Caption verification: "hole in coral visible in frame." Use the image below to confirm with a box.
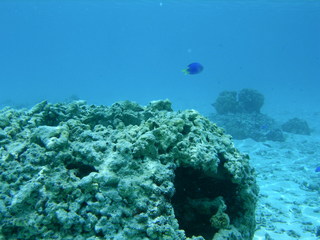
[172,166,238,240]
[66,162,98,178]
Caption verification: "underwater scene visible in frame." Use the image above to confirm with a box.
[0,1,320,239]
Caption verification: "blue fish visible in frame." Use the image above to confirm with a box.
[316,166,320,172]
[182,62,203,75]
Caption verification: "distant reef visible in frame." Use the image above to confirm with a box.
[210,89,285,142]
[0,100,258,240]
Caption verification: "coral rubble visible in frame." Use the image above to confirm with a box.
[0,100,258,240]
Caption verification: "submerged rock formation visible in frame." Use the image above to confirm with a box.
[281,118,311,135]
[0,100,258,240]
[212,89,264,115]
[211,89,285,142]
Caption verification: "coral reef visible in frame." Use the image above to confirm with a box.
[0,100,258,240]
[211,89,285,142]
[281,118,311,135]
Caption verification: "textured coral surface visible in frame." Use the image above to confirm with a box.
[0,100,258,240]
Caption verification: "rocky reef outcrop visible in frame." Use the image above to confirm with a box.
[211,89,285,142]
[213,89,264,115]
[0,100,258,240]
[281,118,311,135]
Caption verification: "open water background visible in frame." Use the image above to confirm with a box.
[0,0,319,117]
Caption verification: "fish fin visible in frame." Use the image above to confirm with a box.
[182,69,189,75]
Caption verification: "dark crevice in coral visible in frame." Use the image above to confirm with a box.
[41,109,64,126]
[66,163,98,178]
[33,137,46,148]
[181,124,191,135]
[96,231,104,237]
[148,121,159,130]
[155,143,165,155]
[172,167,238,240]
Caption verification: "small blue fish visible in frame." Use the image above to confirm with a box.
[316,166,320,172]
[260,124,270,132]
[182,62,203,75]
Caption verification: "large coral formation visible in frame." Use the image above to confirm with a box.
[0,100,258,240]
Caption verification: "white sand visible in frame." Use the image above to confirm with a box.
[234,132,320,240]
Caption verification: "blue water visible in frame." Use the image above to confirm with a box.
[0,0,319,116]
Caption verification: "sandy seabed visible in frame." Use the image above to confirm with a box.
[234,131,320,240]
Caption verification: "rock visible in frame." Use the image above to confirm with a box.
[211,89,284,142]
[238,88,264,114]
[210,113,285,142]
[31,125,69,150]
[212,91,239,115]
[281,118,311,135]
[0,100,258,240]
[212,88,264,115]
